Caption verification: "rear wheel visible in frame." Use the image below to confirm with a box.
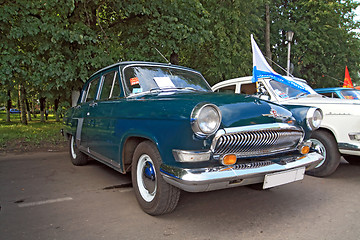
[69,135,88,166]
[306,130,340,177]
[131,141,180,215]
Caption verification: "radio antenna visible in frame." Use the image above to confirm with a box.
[264,56,293,77]
[155,48,171,64]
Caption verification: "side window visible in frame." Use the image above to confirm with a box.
[333,93,340,98]
[85,77,100,102]
[217,85,236,93]
[240,83,257,95]
[321,92,333,98]
[99,71,121,100]
[110,72,121,98]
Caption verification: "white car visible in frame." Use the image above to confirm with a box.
[212,76,360,177]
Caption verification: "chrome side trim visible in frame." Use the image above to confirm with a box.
[160,152,323,192]
[78,145,121,170]
[74,118,84,147]
[338,142,360,151]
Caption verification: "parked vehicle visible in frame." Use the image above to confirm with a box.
[63,61,323,215]
[9,108,21,113]
[315,87,360,100]
[213,76,360,177]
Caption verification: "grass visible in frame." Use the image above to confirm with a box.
[0,111,67,152]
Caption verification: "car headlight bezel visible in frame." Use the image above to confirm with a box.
[306,107,323,130]
[191,103,222,137]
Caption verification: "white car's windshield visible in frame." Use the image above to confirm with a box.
[269,79,317,99]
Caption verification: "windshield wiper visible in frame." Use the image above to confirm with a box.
[295,92,307,98]
[150,87,200,93]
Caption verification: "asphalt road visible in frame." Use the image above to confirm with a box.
[1,151,360,240]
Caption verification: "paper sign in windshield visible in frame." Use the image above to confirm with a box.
[130,77,139,86]
[154,77,175,89]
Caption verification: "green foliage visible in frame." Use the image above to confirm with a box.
[270,0,360,87]
[184,0,263,85]
[0,112,67,151]
[1,0,360,117]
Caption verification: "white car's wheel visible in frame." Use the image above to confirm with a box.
[131,141,180,215]
[307,130,340,177]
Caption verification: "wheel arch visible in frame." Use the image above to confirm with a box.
[121,136,158,173]
[313,127,338,142]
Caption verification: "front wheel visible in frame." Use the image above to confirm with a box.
[306,130,340,177]
[69,135,88,166]
[131,141,180,215]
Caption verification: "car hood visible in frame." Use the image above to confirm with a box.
[128,91,295,128]
[283,94,360,105]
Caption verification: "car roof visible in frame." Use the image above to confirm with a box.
[212,75,308,88]
[89,61,201,79]
[315,87,357,93]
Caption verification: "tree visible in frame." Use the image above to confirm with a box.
[270,0,360,87]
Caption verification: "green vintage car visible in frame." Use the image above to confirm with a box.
[63,61,323,215]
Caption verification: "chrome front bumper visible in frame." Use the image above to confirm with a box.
[160,152,323,192]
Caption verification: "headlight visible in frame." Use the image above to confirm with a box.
[306,108,323,130]
[191,103,222,137]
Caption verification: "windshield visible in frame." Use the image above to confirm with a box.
[269,79,317,99]
[123,65,212,96]
[340,89,360,99]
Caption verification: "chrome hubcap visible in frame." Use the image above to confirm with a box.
[310,138,326,168]
[137,154,157,202]
[70,136,77,159]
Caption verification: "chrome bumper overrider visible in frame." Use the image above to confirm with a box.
[160,152,323,192]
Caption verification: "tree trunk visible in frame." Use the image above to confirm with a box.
[6,89,11,122]
[40,97,46,123]
[32,99,37,118]
[265,3,272,66]
[19,84,27,125]
[170,51,179,65]
[26,98,32,121]
[54,98,60,122]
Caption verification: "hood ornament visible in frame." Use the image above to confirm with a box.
[262,108,288,120]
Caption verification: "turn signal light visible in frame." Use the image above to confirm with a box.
[300,145,310,155]
[222,154,237,165]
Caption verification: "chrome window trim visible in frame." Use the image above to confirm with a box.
[109,71,118,98]
[97,75,105,100]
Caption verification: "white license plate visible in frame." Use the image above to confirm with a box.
[263,167,305,189]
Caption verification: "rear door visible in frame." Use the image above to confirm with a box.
[80,75,102,150]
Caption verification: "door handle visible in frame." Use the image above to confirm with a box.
[89,102,98,107]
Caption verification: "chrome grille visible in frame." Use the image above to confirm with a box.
[212,127,304,158]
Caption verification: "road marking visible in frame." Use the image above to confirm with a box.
[18,197,73,208]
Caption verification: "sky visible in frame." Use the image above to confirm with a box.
[355,2,360,22]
